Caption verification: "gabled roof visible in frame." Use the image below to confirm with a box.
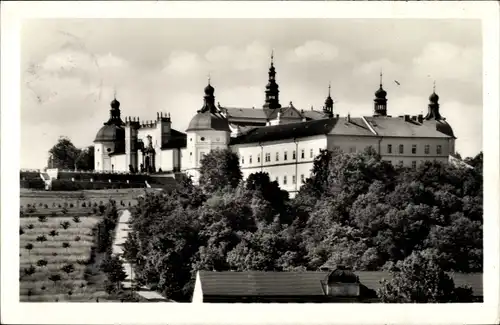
[198,271,327,296]
[221,105,305,122]
[363,116,455,138]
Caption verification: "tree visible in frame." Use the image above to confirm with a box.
[25,243,34,255]
[199,148,242,194]
[49,274,61,287]
[47,136,94,170]
[101,255,127,292]
[377,250,474,303]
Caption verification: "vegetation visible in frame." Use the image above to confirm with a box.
[124,148,483,302]
[47,136,94,171]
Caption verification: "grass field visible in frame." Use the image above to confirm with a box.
[19,189,144,302]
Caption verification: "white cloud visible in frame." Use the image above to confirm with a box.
[412,42,481,81]
[162,51,204,75]
[286,41,339,63]
[205,41,269,71]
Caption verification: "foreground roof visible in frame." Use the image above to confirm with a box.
[197,271,483,297]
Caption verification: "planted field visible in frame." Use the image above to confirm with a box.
[19,214,107,302]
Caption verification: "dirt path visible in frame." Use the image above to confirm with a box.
[113,209,172,302]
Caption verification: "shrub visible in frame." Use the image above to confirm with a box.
[69,203,74,208]
[82,202,86,208]
[36,259,48,267]
[58,204,62,208]
[52,202,56,208]
[27,224,34,229]
[74,236,81,242]
[24,243,34,255]
[38,215,48,223]
[51,211,57,217]
[61,263,75,274]
[72,216,81,223]
[23,265,36,276]
[20,227,24,235]
[63,202,68,208]
[49,229,59,238]
[36,235,47,243]
[44,204,48,209]
[38,202,43,207]
[62,207,68,214]
[52,252,58,256]
[60,221,70,229]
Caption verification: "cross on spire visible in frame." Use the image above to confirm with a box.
[328,82,331,96]
[113,88,117,100]
[271,49,274,65]
[379,70,383,87]
[433,80,436,93]
[208,73,211,85]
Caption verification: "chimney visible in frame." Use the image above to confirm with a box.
[417,114,423,123]
[336,114,339,119]
[404,115,410,122]
[347,113,351,123]
[411,115,417,122]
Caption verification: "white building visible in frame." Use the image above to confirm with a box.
[94,55,456,198]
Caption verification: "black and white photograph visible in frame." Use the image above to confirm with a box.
[2,1,499,325]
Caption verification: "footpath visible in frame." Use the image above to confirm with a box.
[112,209,173,302]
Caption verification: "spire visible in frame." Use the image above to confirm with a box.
[323,82,334,117]
[263,49,281,110]
[425,80,442,120]
[106,93,123,126]
[374,71,388,116]
[208,73,211,85]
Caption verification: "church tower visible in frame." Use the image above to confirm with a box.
[323,83,334,117]
[373,72,388,116]
[263,51,282,110]
[425,81,442,120]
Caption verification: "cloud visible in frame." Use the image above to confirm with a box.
[205,41,269,71]
[412,42,482,82]
[162,51,204,75]
[285,41,339,63]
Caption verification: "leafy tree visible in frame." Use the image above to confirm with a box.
[49,229,59,239]
[62,242,71,252]
[198,148,242,194]
[23,265,36,276]
[60,221,71,229]
[101,255,127,292]
[47,136,81,170]
[38,215,47,223]
[36,235,47,243]
[61,263,75,275]
[377,250,474,303]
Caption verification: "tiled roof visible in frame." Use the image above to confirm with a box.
[230,118,335,145]
[363,116,454,138]
[199,271,327,296]
[222,107,268,120]
[198,271,483,298]
[302,110,328,120]
[329,117,374,136]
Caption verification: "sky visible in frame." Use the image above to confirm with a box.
[20,19,482,169]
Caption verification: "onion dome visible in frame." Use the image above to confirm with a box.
[375,86,387,99]
[204,83,214,96]
[429,91,439,103]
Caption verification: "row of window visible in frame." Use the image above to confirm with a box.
[241,148,319,165]
[385,160,421,169]
[387,144,443,155]
[274,174,307,186]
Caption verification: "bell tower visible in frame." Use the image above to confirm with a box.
[263,51,282,110]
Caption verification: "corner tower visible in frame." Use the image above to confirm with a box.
[323,83,334,117]
[263,51,282,110]
[425,81,442,120]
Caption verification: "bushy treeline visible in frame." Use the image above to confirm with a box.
[124,148,483,302]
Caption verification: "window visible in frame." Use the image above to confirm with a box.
[301,174,305,183]
[399,144,404,154]
[275,176,279,183]
[310,148,314,158]
[265,153,271,162]
[283,175,287,185]
[412,144,417,154]
[387,144,392,154]
[292,150,296,160]
[437,145,442,155]
[424,145,430,154]
[276,152,279,162]
[301,149,305,159]
[411,161,417,169]
[249,155,252,164]
[257,154,261,163]
[349,147,356,153]
[200,137,205,141]
[241,156,244,165]
[292,175,296,184]
[284,151,288,161]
